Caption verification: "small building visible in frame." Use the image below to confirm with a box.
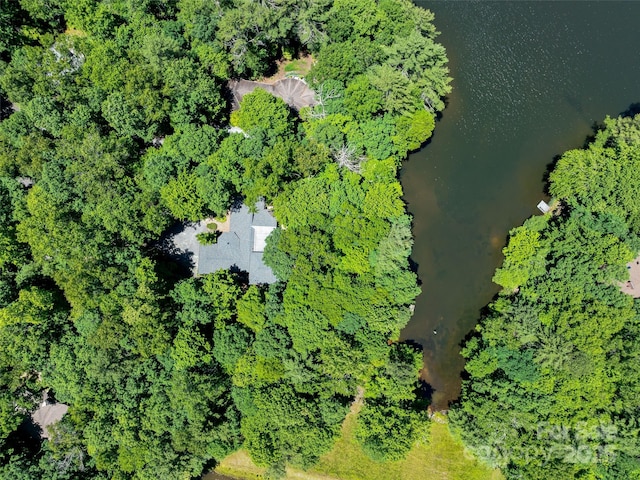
[537,200,551,214]
[197,201,278,284]
[30,390,68,439]
[229,78,317,111]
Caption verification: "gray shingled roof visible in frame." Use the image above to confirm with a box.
[252,207,277,228]
[249,252,277,284]
[197,201,278,284]
[229,78,317,111]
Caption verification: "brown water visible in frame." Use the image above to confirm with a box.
[401,1,640,409]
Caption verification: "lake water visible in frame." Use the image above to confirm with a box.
[401,1,640,410]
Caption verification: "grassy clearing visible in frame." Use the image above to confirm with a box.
[310,412,503,480]
[215,412,503,480]
[216,450,263,480]
[64,27,86,36]
[260,55,314,83]
[283,58,312,76]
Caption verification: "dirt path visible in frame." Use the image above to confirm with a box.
[619,255,640,298]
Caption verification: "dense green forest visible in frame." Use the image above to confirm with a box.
[451,115,640,479]
[0,1,451,479]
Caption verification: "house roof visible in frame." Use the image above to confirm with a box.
[252,225,276,252]
[197,201,278,284]
[229,78,317,111]
[30,391,68,439]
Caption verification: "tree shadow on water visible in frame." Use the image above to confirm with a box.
[456,300,499,387]
[416,379,434,410]
[619,102,640,118]
[540,119,606,195]
[408,257,421,282]
[541,101,640,195]
[541,153,562,196]
[434,94,451,121]
[400,339,434,408]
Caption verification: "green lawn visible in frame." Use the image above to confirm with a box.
[283,58,312,77]
[215,412,503,480]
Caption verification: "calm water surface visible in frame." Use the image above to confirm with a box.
[402,1,640,409]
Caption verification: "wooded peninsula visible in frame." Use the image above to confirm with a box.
[452,114,640,479]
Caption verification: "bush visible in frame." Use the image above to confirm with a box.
[196,231,220,245]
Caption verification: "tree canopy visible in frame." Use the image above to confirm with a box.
[0,0,451,478]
